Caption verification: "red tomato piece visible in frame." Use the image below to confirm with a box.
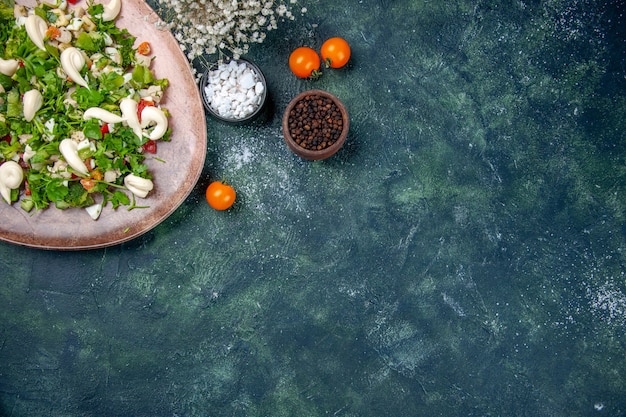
[137,99,155,122]
[142,140,157,154]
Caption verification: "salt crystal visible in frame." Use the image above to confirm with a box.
[239,72,255,89]
[210,94,222,108]
[218,104,230,114]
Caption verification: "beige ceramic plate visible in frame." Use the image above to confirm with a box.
[0,0,207,250]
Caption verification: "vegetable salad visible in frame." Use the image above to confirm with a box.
[0,0,170,220]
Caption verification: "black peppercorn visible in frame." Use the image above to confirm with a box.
[287,95,343,151]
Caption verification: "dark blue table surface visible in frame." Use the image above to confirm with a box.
[1,0,625,415]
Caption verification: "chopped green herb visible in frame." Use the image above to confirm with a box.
[0,0,171,219]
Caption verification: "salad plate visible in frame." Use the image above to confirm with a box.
[0,0,207,250]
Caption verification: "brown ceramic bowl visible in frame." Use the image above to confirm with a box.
[282,90,349,160]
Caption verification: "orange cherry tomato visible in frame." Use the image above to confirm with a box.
[289,47,321,78]
[137,41,151,55]
[320,37,351,68]
[45,26,61,40]
[206,181,236,210]
[91,170,103,181]
[80,178,97,191]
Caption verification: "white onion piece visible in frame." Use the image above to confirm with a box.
[85,203,103,220]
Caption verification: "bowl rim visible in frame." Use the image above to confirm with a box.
[200,57,268,124]
[282,89,349,160]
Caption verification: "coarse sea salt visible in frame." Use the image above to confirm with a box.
[204,60,265,120]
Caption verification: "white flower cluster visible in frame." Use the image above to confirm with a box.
[155,0,305,61]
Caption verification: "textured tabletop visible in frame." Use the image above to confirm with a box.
[1,0,625,415]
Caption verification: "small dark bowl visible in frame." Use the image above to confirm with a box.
[282,90,349,160]
[200,58,268,125]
